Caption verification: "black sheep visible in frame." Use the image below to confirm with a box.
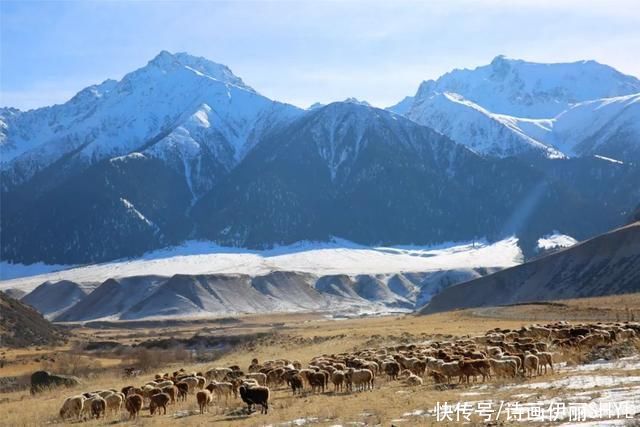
[239,385,270,414]
[289,374,303,395]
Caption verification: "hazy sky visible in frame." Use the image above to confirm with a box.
[1,0,639,110]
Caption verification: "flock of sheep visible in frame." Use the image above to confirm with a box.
[57,320,639,422]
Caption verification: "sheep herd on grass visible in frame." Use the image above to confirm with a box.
[57,321,639,422]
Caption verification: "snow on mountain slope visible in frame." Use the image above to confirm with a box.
[414,55,640,118]
[552,93,640,160]
[407,92,563,158]
[537,233,578,251]
[21,280,95,320]
[0,51,302,190]
[0,237,523,293]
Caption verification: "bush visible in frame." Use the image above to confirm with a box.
[127,346,193,371]
[40,346,98,377]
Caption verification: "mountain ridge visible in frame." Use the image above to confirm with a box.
[1,52,639,265]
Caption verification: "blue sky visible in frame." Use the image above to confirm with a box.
[1,0,639,110]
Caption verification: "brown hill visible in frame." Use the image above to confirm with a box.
[421,221,640,314]
[0,291,68,347]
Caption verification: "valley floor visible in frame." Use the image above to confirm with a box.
[1,294,639,426]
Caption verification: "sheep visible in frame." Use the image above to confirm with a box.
[125,394,143,420]
[434,360,462,384]
[345,368,374,392]
[90,396,106,419]
[458,359,491,383]
[266,368,285,388]
[399,370,423,386]
[500,355,522,372]
[523,352,539,378]
[195,375,207,390]
[290,373,304,395]
[162,385,177,404]
[308,371,327,393]
[489,358,517,378]
[487,346,503,357]
[97,390,114,398]
[176,382,189,401]
[104,392,124,416]
[331,370,345,392]
[411,360,427,376]
[206,367,232,381]
[59,395,85,420]
[382,360,401,380]
[155,380,174,389]
[180,376,200,393]
[245,372,267,386]
[206,381,234,403]
[128,386,145,397]
[196,389,213,414]
[149,392,170,416]
[536,352,554,374]
[239,385,270,414]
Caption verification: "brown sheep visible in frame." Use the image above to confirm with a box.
[125,394,143,420]
[196,389,213,414]
[162,385,177,404]
[308,371,327,393]
[345,368,374,392]
[458,359,491,383]
[207,381,234,402]
[536,352,554,374]
[331,370,345,392]
[149,392,170,416]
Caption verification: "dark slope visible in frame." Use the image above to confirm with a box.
[0,291,68,347]
[421,221,640,314]
[193,102,627,249]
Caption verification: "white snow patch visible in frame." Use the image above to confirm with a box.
[507,375,640,390]
[120,198,159,232]
[537,233,578,251]
[594,154,624,164]
[0,237,523,292]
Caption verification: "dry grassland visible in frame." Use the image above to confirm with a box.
[1,294,640,426]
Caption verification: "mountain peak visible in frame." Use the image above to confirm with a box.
[146,50,254,92]
[343,97,371,107]
[411,56,640,118]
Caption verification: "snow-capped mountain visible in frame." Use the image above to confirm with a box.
[391,56,640,161]
[406,92,563,158]
[406,55,640,119]
[552,93,640,161]
[0,51,302,194]
[1,52,639,266]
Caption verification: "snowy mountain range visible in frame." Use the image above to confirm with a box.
[1,52,640,267]
[1,238,523,321]
[392,55,640,160]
